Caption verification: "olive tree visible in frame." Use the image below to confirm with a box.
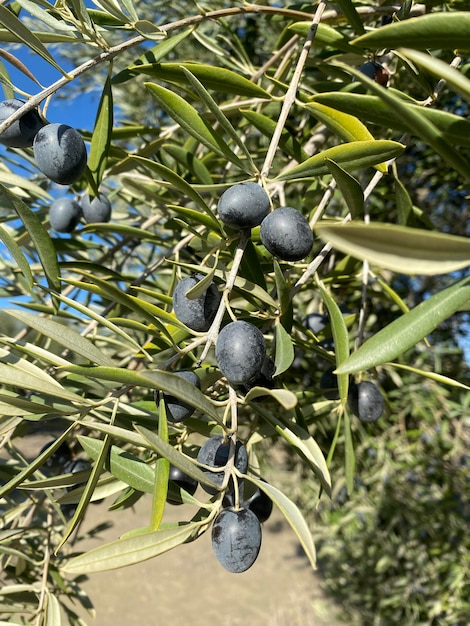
[0,1,469,624]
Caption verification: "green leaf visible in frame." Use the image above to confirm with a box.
[312,92,470,149]
[241,109,308,163]
[0,224,33,289]
[63,522,199,573]
[62,366,223,425]
[324,159,363,219]
[4,309,115,366]
[343,408,355,494]
[129,155,218,223]
[317,280,350,404]
[0,425,76,499]
[40,286,145,356]
[289,22,356,53]
[79,436,153,493]
[0,184,60,293]
[0,5,69,76]
[274,320,295,376]
[0,362,83,403]
[88,73,113,189]
[336,277,470,375]
[394,176,414,226]
[181,66,258,173]
[315,222,470,275]
[398,48,470,103]
[337,63,470,181]
[132,62,270,99]
[150,395,169,531]
[277,140,405,180]
[136,425,220,491]
[44,591,61,626]
[250,402,331,494]
[241,474,316,570]
[145,82,247,170]
[334,0,365,34]
[244,387,297,410]
[304,101,375,143]
[352,12,470,50]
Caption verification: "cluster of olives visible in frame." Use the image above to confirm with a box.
[49,193,112,233]
[0,98,87,185]
[217,181,314,262]
[167,435,269,573]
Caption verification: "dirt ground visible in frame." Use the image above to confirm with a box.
[9,431,346,626]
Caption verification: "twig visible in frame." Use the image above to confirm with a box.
[260,0,329,179]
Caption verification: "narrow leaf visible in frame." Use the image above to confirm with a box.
[181,66,258,172]
[274,320,295,376]
[242,473,316,570]
[61,366,223,424]
[304,101,374,143]
[132,62,270,99]
[150,395,169,531]
[312,92,470,148]
[317,280,350,404]
[343,409,355,494]
[79,436,154,493]
[88,73,113,188]
[4,309,115,366]
[0,184,60,292]
[250,402,331,494]
[241,109,308,162]
[63,523,198,573]
[336,277,470,374]
[0,5,68,76]
[316,222,470,275]
[112,30,192,84]
[325,159,363,219]
[399,48,470,103]
[337,63,470,181]
[145,82,247,170]
[0,224,33,289]
[277,140,404,180]
[352,12,470,50]
[136,425,220,491]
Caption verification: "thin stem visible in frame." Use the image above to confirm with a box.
[197,230,251,364]
[0,5,315,135]
[260,0,329,179]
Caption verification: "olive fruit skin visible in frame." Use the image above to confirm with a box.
[348,380,384,422]
[0,99,45,148]
[39,440,72,475]
[167,464,198,505]
[197,435,248,494]
[33,123,87,185]
[217,182,270,229]
[216,320,266,385]
[173,274,221,332]
[224,484,273,524]
[358,61,389,87]
[81,193,112,223]
[211,506,262,573]
[49,197,82,233]
[319,366,340,401]
[157,370,201,423]
[260,207,313,262]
